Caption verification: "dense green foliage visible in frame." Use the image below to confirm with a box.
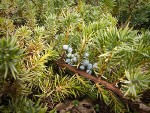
[87,0,150,29]
[0,0,150,113]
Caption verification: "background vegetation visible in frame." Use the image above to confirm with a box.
[0,0,150,113]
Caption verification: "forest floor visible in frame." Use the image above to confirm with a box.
[42,89,150,113]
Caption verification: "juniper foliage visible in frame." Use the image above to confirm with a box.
[0,0,150,113]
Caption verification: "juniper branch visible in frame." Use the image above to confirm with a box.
[57,59,150,113]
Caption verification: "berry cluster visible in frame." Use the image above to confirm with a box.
[63,45,98,75]
[63,45,78,64]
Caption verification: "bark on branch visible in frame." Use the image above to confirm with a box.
[57,60,150,113]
